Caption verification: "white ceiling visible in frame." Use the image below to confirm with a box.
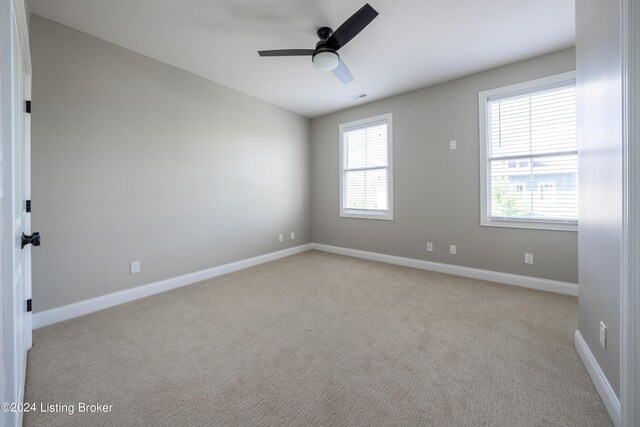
[28,0,575,118]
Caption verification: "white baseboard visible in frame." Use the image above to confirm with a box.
[311,243,579,296]
[33,244,313,329]
[34,242,578,329]
[574,330,621,426]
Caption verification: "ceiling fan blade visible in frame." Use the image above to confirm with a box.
[332,58,354,84]
[258,49,315,57]
[325,4,379,51]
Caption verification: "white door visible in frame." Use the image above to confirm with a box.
[1,0,33,426]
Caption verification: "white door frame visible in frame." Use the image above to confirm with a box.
[620,1,639,426]
[1,0,32,426]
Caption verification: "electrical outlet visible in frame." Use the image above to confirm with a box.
[599,321,607,349]
[524,253,534,264]
[130,261,141,274]
[449,140,457,150]
[426,242,433,252]
[278,234,283,243]
[449,245,456,255]
[291,231,295,240]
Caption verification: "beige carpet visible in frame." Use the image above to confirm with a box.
[24,250,611,426]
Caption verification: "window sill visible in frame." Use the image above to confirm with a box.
[340,210,393,221]
[481,218,577,232]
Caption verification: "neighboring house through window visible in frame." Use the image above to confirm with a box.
[479,71,577,231]
[340,113,393,220]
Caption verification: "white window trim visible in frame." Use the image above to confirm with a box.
[478,71,578,232]
[339,113,393,220]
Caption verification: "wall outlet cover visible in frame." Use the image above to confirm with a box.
[449,245,456,255]
[426,242,433,252]
[278,234,283,243]
[524,253,534,264]
[130,261,141,274]
[449,140,457,150]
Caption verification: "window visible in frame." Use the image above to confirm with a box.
[340,113,393,220]
[479,71,577,231]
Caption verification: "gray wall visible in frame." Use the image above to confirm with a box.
[311,48,578,283]
[30,15,311,312]
[576,1,621,397]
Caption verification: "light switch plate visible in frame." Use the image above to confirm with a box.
[599,321,607,349]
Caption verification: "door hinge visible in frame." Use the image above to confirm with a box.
[26,200,31,213]
[25,100,31,114]
[26,299,32,312]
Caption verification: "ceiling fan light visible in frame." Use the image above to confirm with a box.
[312,51,339,71]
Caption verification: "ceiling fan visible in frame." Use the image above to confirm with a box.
[258,3,379,84]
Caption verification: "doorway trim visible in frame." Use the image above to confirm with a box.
[620,1,639,426]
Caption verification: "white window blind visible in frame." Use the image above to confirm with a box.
[340,113,393,220]
[479,72,577,230]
